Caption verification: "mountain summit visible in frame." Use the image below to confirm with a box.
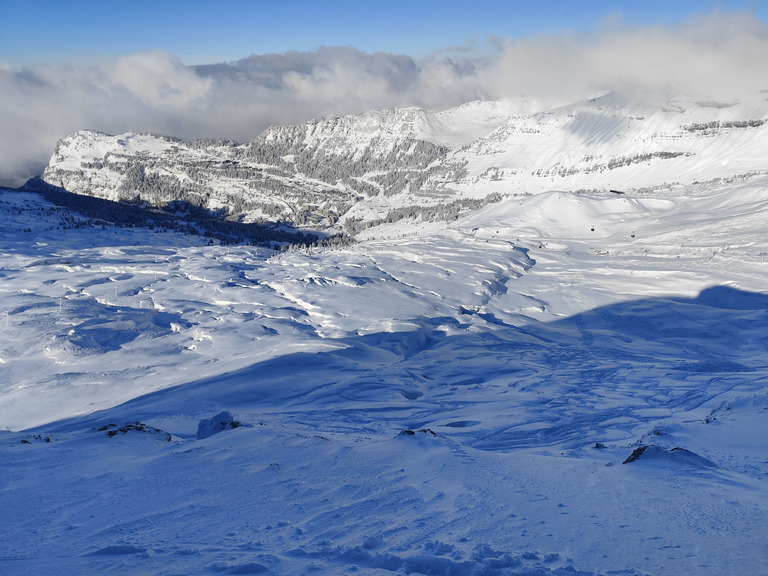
[43,92,768,233]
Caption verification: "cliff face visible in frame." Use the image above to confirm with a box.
[43,92,768,230]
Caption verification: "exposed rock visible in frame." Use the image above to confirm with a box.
[397,428,437,438]
[96,422,172,442]
[20,434,53,445]
[622,445,720,469]
[623,446,649,463]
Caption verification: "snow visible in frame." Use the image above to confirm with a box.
[2,104,768,574]
[43,91,768,232]
[417,99,525,148]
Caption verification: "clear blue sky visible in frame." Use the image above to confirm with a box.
[2,0,767,67]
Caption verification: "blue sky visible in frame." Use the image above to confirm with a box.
[2,0,767,66]
[2,0,768,186]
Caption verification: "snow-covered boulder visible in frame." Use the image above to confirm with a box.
[196,411,242,440]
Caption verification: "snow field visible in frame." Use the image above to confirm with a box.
[1,176,768,575]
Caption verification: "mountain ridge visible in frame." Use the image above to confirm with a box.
[41,91,768,234]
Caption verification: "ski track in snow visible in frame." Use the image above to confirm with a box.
[1,181,768,575]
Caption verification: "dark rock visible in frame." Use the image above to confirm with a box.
[397,428,437,438]
[622,446,649,464]
[96,422,172,442]
[622,445,720,469]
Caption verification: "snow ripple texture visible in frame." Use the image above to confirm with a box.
[3,122,768,574]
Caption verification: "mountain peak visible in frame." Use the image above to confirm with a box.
[42,93,768,230]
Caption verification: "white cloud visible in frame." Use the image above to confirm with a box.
[483,10,768,107]
[111,51,212,109]
[1,11,767,187]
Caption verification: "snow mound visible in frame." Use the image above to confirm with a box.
[196,411,243,440]
[694,285,768,311]
[622,445,720,469]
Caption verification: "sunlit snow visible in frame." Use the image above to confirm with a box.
[2,97,768,575]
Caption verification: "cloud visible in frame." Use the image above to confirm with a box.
[482,10,768,107]
[2,11,767,186]
[195,47,487,127]
[111,51,213,109]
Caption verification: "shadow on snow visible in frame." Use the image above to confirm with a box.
[34,285,768,451]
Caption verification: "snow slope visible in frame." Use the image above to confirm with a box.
[41,92,768,230]
[2,167,768,575]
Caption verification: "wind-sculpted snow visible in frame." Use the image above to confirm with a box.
[2,170,768,575]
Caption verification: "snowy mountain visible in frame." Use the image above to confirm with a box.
[42,91,768,233]
[3,92,768,575]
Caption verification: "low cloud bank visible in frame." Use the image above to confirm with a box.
[2,11,767,186]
